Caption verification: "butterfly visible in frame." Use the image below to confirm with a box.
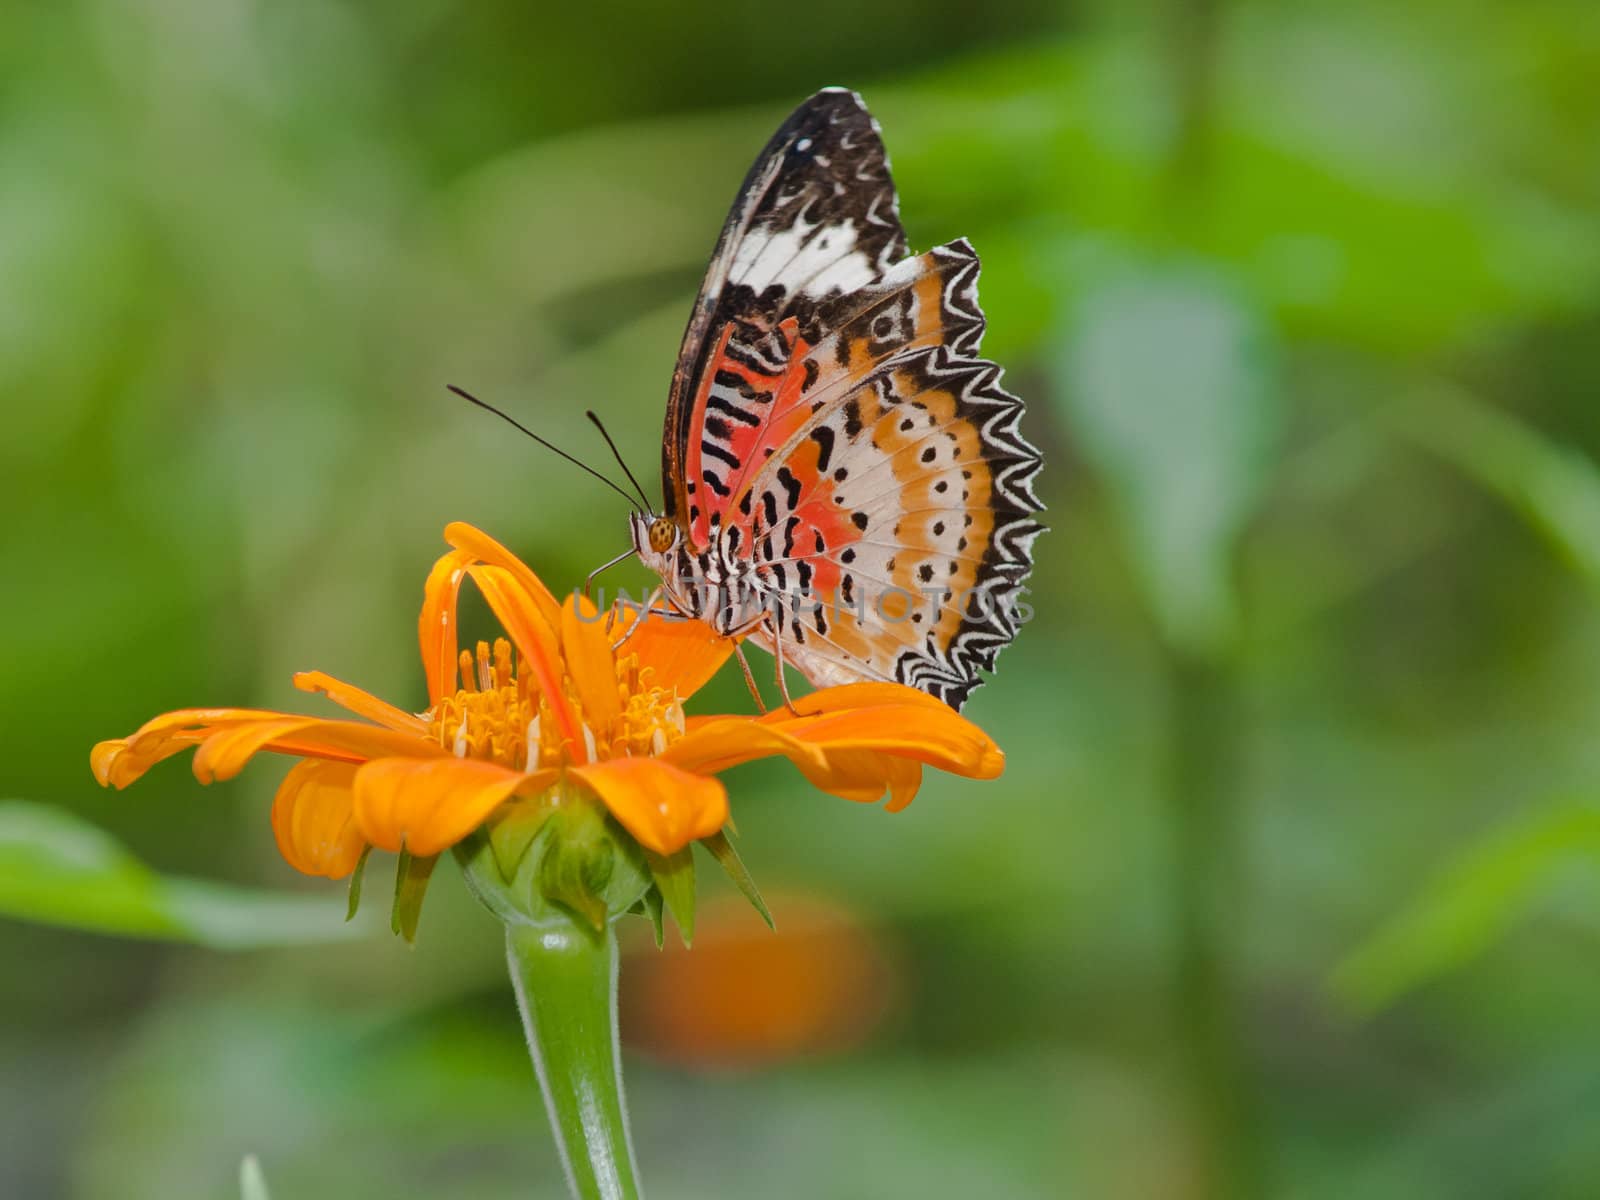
[624,88,1043,712]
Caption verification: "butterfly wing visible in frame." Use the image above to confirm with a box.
[657,89,1043,710]
[737,240,1043,710]
[661,88,907,544]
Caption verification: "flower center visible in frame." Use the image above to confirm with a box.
[427,638,686,770]
[611,652,687,758]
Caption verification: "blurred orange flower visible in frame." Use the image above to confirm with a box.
[91,523,1006,877]
[622,893,900,1068]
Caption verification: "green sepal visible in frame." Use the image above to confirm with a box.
[645,847,695,947]
[538,808,614,934]
[702,830,773,931]
[487,796,557,882]
[454,782,650,932]
[632,885,665,949]
[531,802,654,936]
[593,815,652,917]
[345,846,372,923]
[390,848,437,944]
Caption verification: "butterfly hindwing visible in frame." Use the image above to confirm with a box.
[736,243,1042,708]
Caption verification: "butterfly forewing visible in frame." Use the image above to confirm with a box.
[652,89,1043,710]
[663,88,906,535]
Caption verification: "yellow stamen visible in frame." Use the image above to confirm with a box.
[427,638,688,772]
[429,640,537,769]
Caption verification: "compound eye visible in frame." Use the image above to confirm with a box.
[647,519,676,553]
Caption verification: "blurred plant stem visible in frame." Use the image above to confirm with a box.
[506,920,641,1200]
[1152,0,1265,1186]
[1169,654,1262,1200]
[1162,0,1221,212]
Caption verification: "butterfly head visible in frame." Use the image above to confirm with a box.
[629,511,681,566]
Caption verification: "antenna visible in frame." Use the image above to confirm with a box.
[447,385,641,510]
[586,410,652,511]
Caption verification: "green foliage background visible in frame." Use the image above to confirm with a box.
[5,1,1600,1196]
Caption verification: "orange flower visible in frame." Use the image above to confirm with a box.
[91,523,1005,878]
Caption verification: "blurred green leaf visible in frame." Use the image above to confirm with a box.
[1332,801,1600,1013]
[0,800,356,948]
[1386,382,1600,588]
[240,1155,272,1200]
[1057,259,1281,654]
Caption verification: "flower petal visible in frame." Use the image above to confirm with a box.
[126,707,305,739]
[664,714,933,809]
[192,718,325,784]
[102,712,276,786]
[92,735,199,789]
[443,522,564,631]
[467,563,587,758]
[667,697,999,811]
[419,547,476,705]
[625,609,735,701]
[660,717,829,776]
[569,758,728,856]
[184,716,444,784]
[561,593,621,731]
[293,671,427,734]
[881,756,923,813]
[757,682,957,722]
[765,704,1005,780]
[353,757,558,856]
[93,707,418,791]
[791,748,925,811]
[271,760,366,878]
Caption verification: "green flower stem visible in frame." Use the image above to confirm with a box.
[506,920,641,1200]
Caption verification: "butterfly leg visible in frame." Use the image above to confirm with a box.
[605,595,694,635]
[611,585,663,650]
[733,641,767,714]
[766,618,802,716]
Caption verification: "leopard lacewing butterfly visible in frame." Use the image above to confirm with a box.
[626,88,1043,711]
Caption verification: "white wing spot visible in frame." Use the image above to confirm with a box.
[804,247,876,298]
[731,218,873,299]
[730,221,812,291]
